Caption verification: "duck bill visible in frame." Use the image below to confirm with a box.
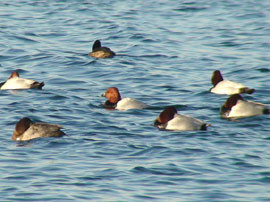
[153,119,161,127]
[12,132,19,141]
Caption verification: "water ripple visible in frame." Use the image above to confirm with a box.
[0,0,269,201]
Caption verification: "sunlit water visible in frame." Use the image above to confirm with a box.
[0,1,269,201]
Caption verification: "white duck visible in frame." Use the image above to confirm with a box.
[210,70,254,95]
[154,106,209,131]
[102,87,149,110]
[0,71,44,90]
[220,94,269,118]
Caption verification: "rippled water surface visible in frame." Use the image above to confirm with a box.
[0,0,269,201]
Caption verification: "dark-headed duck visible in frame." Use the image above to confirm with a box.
[220,94,269,118]
[154,106,209,131]
[0,71,44,90]
[210,70,254,95]
[89,40,115,58]
[12,117,66,141]
[102,87,148,110]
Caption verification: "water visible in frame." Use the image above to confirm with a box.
[0,0,269,201]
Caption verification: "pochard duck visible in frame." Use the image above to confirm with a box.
[89,40,115,58]
[102,87,149,110]
[210,70,254,95]
[0,71,44,90]
[154,106,209,131]
[220,94,269,118]
[12,117,66,141]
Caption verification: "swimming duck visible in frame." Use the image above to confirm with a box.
[12,117,66,141]
[220,94,269,118]
[0,71,44,90]
[102,87,148,110]
[89,40,115,58]
[210,70,254,95]
[154,106,209,131]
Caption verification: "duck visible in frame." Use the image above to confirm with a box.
[12,117,66,141]
[89,40,115,58]
[102,87,149,110]
[220,94,269,118]
[210,70,254,95]
[0,71,44,90]
[154,106,209,131]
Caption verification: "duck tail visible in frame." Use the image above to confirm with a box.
[240,87,255,94]
[200,123,210,131]
[31,82,45,89]
[263,108,270,115]
[0,82,5,89]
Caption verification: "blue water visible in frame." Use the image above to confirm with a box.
[0,0,269,201]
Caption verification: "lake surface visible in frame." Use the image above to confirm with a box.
[0,0,269,201]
